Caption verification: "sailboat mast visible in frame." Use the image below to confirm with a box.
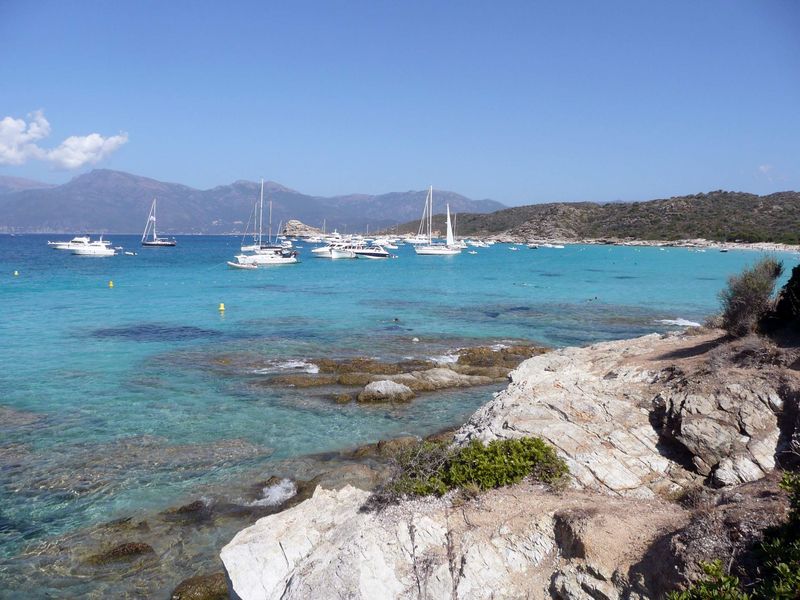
[152,198,157,241]
[258,179,264,247]
[268,186,273,244]
[428,186,433,244]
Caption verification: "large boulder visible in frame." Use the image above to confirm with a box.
[357,380,415,403]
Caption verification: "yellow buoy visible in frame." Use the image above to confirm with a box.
[13,270,19,276]
[218,302,225,312]
[108,280,114,288]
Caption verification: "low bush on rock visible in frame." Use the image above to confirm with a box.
[719,257,783,338]
[669,471,800,599]
[364,437,568,510]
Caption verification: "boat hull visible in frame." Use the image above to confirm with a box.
[414,245,461,255]
[142,240,176,247]
[227,261,258,270]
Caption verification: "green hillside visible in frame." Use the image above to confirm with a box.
[392,191,800,244]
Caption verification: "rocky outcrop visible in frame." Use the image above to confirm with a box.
[280,219,321,237]
[655,376,785,486]
[221,331,800,599]
[358,381,415,403]
[221,484,687,600]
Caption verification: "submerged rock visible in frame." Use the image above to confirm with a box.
[171,571,228,600]
[86,541,155,565]
[357,380,415,403]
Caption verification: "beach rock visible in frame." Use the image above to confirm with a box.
[390,367,495,392]
[457,344,548,369]
[220,483,688,600]
[86,541,155,565]
[332,392,352,404]
[357,380,415,403]
[171,572,228,600]
[268,374,338,387]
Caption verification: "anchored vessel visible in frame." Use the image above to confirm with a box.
[141,198,177,247]
[414,186,461,255]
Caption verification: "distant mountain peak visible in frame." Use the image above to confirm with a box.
[0,169,504,233]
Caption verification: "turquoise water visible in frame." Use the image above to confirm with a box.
[1,235,796,573]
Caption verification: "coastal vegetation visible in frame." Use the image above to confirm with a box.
[718,256,783,337]
[669,472,800,599]
[365,436,568,509]
[391,190,800,244]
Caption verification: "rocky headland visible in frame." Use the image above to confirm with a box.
[221,329,800,599]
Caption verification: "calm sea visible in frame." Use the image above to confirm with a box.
[0,234,795,594]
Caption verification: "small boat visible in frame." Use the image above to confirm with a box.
[227,260,258,270]
[124,251,137,256]
[509,246,519,251]
[468,250,478,255]
[141,198,177,247]
[527,243,539,249]
[720,248,729,253]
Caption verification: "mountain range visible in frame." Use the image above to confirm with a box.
[0,170,504,234]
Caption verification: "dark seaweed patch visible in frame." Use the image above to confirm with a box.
[91,324,221,342]
[613,275,639,280]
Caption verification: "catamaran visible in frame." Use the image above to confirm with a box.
[141,198,176,247]
[414,186,461,255]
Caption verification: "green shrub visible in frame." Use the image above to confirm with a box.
[667,561,749,600]
[364,437,568,510]
[719,257,783,337]
[668,471,800,599]
[447,438,567,490]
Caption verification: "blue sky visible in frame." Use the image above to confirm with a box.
[0,0,798,205]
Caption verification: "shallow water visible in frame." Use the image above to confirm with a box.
[1,234,796,595]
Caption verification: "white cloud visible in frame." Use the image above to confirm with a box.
[46,132,129,169]
[0,110,127,169]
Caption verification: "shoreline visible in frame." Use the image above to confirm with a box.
[221,327,800,599]
[485,234,800,254]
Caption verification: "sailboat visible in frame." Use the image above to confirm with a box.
[414,186,461,255]
[230,179,298,267]
[141,198,176,247]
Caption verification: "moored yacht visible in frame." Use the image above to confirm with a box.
[414,187,461,256]
[141,198,177,247]
[48,235,92,250]
[233,180,299,266]
[71,237,115,256]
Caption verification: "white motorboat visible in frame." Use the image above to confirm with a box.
[71,238,115,256]
[509,246,519,251]
[414,187,461,255]
[330,247,356,259]
[527,243,539,249]
[48,235,92,250]
[468,250,478,255]
[141,198,177,247]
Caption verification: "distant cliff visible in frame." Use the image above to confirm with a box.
[0,170,504,234]
[393,190,800,244]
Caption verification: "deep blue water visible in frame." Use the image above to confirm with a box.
[1,234,796,565]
